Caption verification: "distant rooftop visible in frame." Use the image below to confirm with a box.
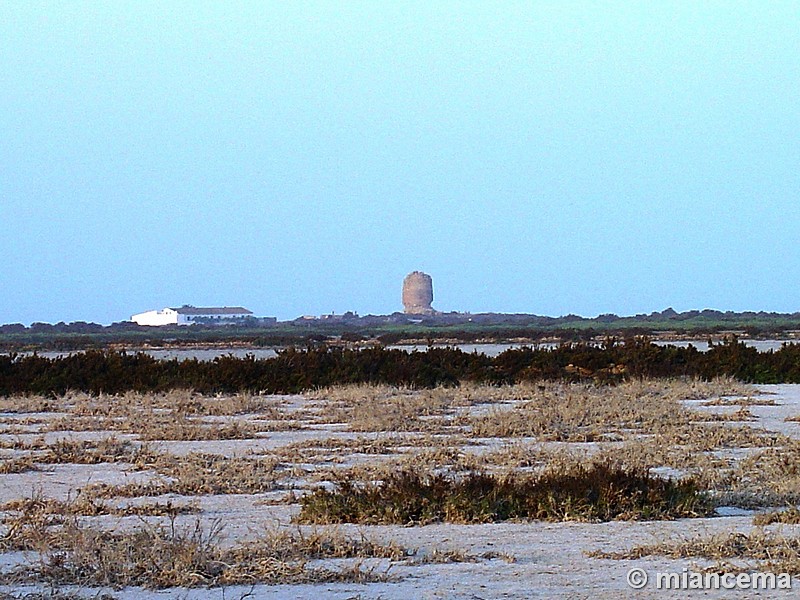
[171,306,253,316]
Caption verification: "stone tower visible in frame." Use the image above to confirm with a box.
[402,271,434,314]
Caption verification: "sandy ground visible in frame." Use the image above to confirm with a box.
[1,384,799,599]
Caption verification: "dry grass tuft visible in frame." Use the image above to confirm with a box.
[306,385,454,432]
[0,395,58,413]
[0,494,201,553]
[2,494,199,521]
[134,416,257,441]
[85,452,281,497]
[241,526,409,562]
[1,513,408,588]
[702,396,777,407]
[41,437,159,464]
[0,592,117,600]
[49,413,259,441]
[723,442,800,507]
[174,391,288,416]
[587,529,800,575]
[42,390,270,440]
[0,455,38,474]
[753,506,800,526]
[464,379,762,442]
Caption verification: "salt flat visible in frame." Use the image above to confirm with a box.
[1,381,798,599]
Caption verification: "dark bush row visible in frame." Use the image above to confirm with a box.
[297,463,712,524]
[2,338,800,396]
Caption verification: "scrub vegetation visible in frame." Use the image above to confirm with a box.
[1,376,799,593]
[297,463,712,525]
[1,511,402,588]
[5,338,800,396]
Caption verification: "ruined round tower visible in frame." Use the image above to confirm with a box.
[402,271,434,314]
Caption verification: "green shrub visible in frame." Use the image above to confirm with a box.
[297,462,712,525]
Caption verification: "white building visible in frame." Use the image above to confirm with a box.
[131,305,254,326]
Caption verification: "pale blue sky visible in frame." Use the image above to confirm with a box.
[1,1,799,324]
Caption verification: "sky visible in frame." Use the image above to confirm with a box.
[1,1,799,324]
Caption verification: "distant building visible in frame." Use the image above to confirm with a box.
[402,271,435,314]
[131,305,253,326]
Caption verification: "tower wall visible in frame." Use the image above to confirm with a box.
[402,271,434,314]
